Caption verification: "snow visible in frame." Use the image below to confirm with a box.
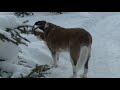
[0,15,21,30]
[1,12,120,78]
[0,15,20,62]
[88,15,120,78]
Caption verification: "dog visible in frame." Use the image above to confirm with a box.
[32,21,92,78]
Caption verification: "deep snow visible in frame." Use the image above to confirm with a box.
[1,12,120,78]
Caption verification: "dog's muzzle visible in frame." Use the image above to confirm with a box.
[32,25,39,30]
[32,25,43,36]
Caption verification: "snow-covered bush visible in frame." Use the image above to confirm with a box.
[14,12,34,17]
[0,14,52,78]
[0,15,33,78]
[0,15,22,61]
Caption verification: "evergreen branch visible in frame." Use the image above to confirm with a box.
[14,30,30,43]
[0,33,18,45]
[3,25,33,45]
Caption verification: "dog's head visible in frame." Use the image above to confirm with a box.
[34,20,48,30]
[32,20,47,36]
[32,21,48,41]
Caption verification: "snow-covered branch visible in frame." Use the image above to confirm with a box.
[5,25,33,46]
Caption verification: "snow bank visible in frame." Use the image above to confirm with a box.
[0,15,22,77]
[0,15,21,30]
[0,12,13,15]
[0,15,22,61]
[88,15,120,78]
[0,40,19,61]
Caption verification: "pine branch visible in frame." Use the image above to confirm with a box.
[16,25,33,34]
[3,25,33,46]
[22,64,53,78]
[6,29,27,46]
[0,33,18,45]
[14,30,30,43]
[0,59,5,62]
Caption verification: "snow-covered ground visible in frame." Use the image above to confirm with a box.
[1,12,120,78]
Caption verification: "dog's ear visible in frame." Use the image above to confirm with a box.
[34,21,47,30]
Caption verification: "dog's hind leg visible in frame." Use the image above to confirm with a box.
[70,46,89,78]
[82,46,91,78]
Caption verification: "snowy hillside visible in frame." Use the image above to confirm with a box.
[1,12,120,78]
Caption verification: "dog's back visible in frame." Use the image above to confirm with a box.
[43,23,92,51]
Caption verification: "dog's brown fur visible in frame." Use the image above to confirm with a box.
[32,21,92,78]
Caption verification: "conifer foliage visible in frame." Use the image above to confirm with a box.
[14,12,34,17]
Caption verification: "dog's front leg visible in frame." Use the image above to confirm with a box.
[51,51,59,68]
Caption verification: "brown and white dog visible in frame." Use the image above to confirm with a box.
[32,21,92,78]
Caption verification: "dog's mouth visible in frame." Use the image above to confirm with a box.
[32,25,39,31]
[32,25,43,34]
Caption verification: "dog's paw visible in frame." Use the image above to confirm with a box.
[53,64,58,68]
[80,74,87,78]
[70,75,77,78]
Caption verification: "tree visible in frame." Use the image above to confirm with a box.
[0,20,32,46]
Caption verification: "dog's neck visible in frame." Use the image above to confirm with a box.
[44,28,51,37]
[43,22,65,38]
[44,22,49,29]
